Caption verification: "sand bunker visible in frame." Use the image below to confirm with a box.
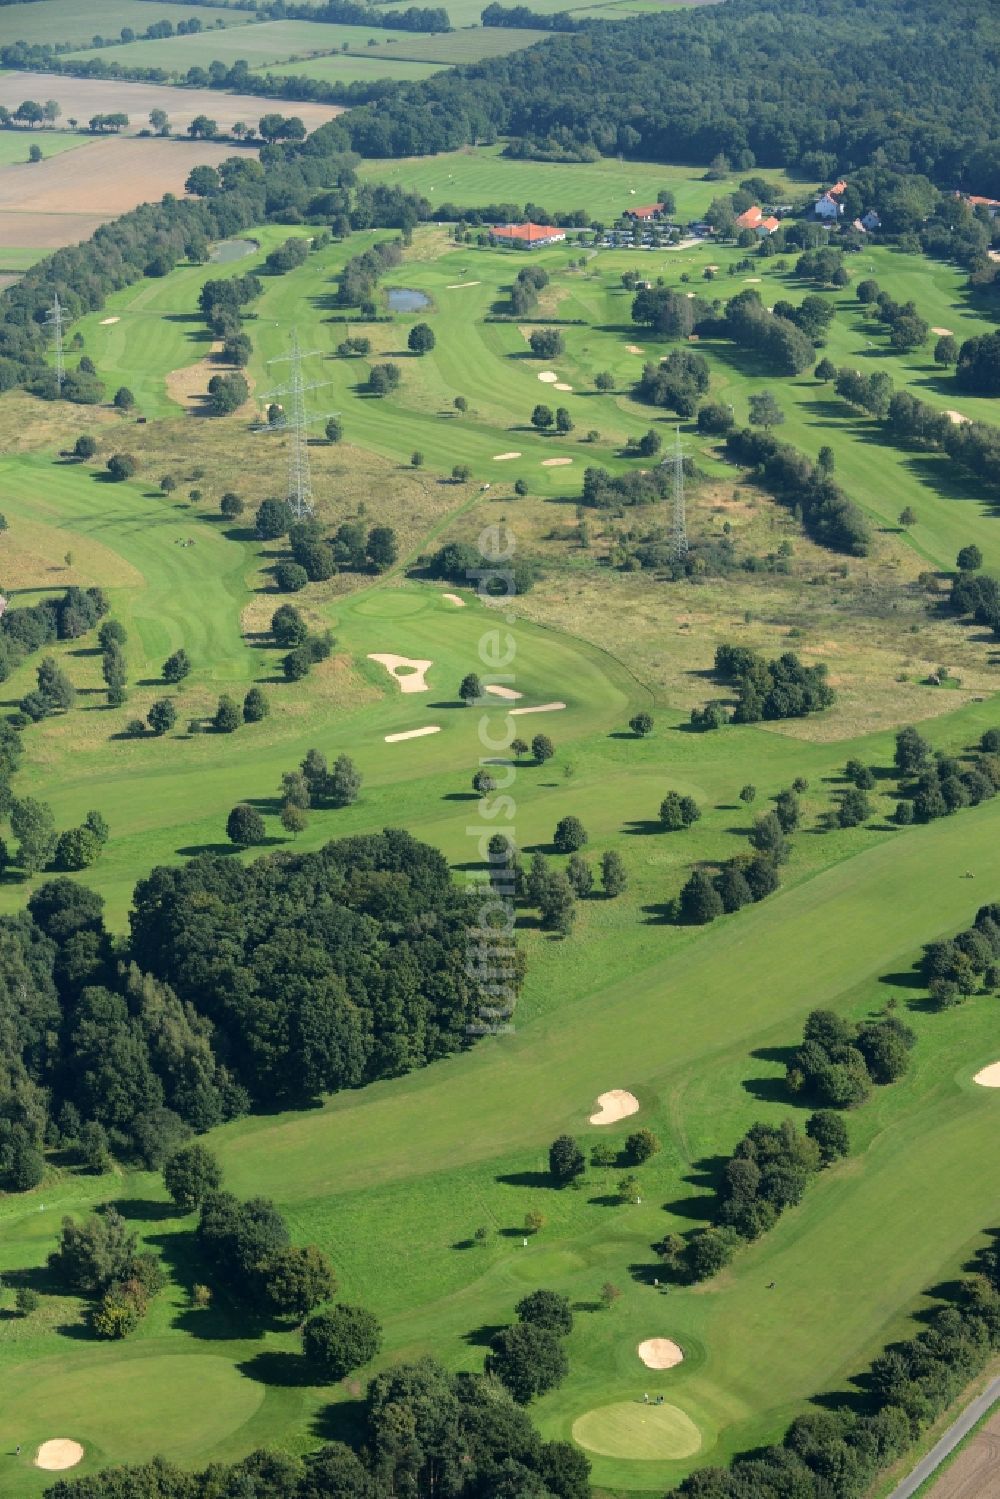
[493,451,521,461]
[638,1338,684,1369]
[743,277,761,283]
[541,457,573,467]
[625,344,644,354]
[384,725,440,743]
[446,280,480,288]
[932,327,953,336]
[707,264,720,271]
[590,1089,640,1125]
[554,382,573,391]
[946,410,970,425]
[484,684,522,700]
[509,700,566,715]
[537,371,559,383]
[973,1062,1000,1087]
[442,593,465,607]
[99,316,120,325]
[368,653,432,693]
[35,1441,84,1471]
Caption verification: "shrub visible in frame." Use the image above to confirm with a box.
[553,815,587,853]
[303,1304,382,1380]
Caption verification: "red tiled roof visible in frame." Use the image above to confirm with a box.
[491,222,565,242]
[761,216,781,233]
[735,205,763,229]
[627,204,662,218]
[829,180,847,196]
[967,195,1000,208]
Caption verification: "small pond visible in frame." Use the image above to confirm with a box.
[209,237,258,264]
[387,287,430,312]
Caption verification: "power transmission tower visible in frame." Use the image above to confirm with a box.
[254,328,338,521]
[663,424,688,561]
[44,293,67,392]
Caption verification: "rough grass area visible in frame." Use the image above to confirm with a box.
[0,0,248,49]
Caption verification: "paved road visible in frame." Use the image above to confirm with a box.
[888,1376,1000,1499]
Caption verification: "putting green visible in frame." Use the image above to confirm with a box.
[0,1352,264,1468]
[572,1401,702,1460]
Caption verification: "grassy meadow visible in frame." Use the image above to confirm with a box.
[1,147,1000,1497]
[0,0,247,49]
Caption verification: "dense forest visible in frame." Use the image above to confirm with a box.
[0,831,520,1193]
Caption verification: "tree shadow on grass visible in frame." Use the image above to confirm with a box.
[463,1323,505,1347]
[310,1395,366,1447]
[175,842,242,858]
[111,1197,178,1223]
[640,902,674,926]
[587,1192,625,1208]
[238,1350,316,1388]
[741,1074,794,1106]
[623,819,663,836]
[495,1170,552,1189]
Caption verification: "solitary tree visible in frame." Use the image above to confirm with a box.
[486,1322,569,1404]
[459,672,483,706]
[553,815,588,853]
[213,695,241,733]
[531,404,554,432]
[10,797,57,876]
[243,687,269,723]
[601,849,628,897]
[303,1304,382,1380]
[113,386,135,412]
[629,712,654,736]
[739,783,757,805]
[748,390,784,430]
[957,544,983,573]
[162,648,191,684]
[407,322,435,355]
[515,1289,573,1335]
[146,698,176,735]
[106,452,138,481]
[532,734,554,765]
[549,1134,585,1185]
[73,434,97,460]
[226,803,265,847]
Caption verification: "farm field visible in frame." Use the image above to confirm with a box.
[256,22,551,71]
[66,19,389,72]
[1,123,1000,1499]
[0,129,90,165]
[0,135,251,252]
[0,0,247,50]
[256,50,447,83]
[0,70,344,137]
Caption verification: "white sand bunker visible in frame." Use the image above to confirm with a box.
[510,700,566,715]
[368,653,432,693]
[35,1441,84,1471]
[744,277,761,283]
[446,280,480,288]
[946,410,969,425]
[99,316,120,325]
[484,683,522,700]
[638,1338,684,1370]
[973,1062,1000,1087]
[537,371,559,383]
[385,725,440,743]
[493,451,521,461]
[554,382,573,391]
[590,1088,640,1125]
[625,344,644,355]
[541,457,573,467]
[442,593,465,607]
[932,327,953,336]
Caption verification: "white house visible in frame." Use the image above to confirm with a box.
[814,193,841,220]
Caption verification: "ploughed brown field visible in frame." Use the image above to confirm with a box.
[0,71,344,136]
[0,135,266,251]
[926,1410,1000,1499]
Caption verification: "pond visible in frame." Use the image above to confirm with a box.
[209,237,258,264]
[387,287,430,312]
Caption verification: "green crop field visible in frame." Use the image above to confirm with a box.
[253,50,444,82]
[0,130,90,166]
[66,19,382,71]
[254,22,550,68]
[2,141,1000,1499]
[0,0,248,49]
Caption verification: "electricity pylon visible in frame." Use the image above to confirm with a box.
[44,293,67,392]
[662,424,688,561]
[254,328,337,521]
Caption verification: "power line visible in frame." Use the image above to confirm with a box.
[44,293,66,392]
[254,328,338,521]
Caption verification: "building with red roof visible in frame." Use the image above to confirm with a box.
[490,222,566,246]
